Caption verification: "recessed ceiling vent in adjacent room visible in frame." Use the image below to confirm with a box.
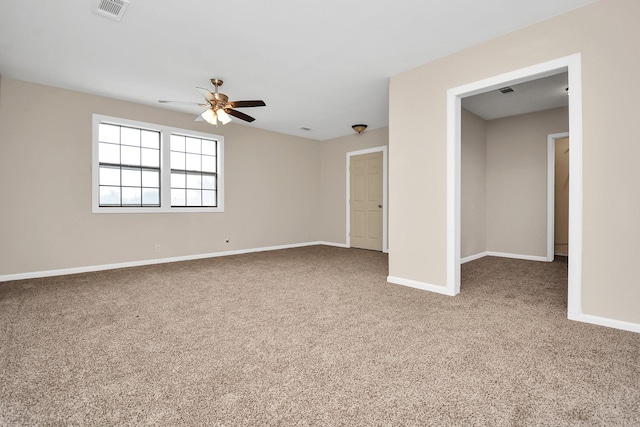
[94,0,130,22]
[498,86,514,94]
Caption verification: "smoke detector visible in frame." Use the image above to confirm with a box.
[94,0,130,22]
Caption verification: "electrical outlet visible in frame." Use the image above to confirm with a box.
[154,244,161,252]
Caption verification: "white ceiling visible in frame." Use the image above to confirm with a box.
[463,72,569,121]
[0,0,595,140]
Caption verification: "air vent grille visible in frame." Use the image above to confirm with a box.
[94,0,130,22]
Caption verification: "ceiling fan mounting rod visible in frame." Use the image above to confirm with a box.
[210,78,223,92]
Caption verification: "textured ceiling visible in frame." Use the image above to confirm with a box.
[0,0,595,140]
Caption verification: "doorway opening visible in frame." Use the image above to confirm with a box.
[446,54,583,318]
[548,132,570,260]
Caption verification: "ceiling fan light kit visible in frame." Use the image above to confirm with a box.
[159,78,266,126]
[216,109,232,124]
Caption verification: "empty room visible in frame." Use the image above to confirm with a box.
[1,0,639,424]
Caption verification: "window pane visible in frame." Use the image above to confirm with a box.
[99,142,120,164]
[171,189,185,206]
[142,170,159,188]
[171,172,185,188]
[121,127,141,146]
[171,135,185,152]
[202,155,216,173]
[186,189,201,206]
[121,146,141,166]
[122,168,141,187]
[99,166,120,186]
[142,188,160,205]
[122,187,141,205]
[202,190,216,206]
[186,153,200,171]
[202,175,216,190]
[100,186,120,205]
[201,139,216,155]
[99,124,120,144]
[186,173,201,189]
[171,151,185,170]
[141,130,160,149]
[185,137,201,154]
[141,148,159,168]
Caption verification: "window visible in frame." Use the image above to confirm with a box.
[92,114,224,213]
[170,134,217,207]
[97,123,161,207]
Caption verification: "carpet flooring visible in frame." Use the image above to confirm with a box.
[1,246,638,426]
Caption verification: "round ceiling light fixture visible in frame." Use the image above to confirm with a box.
[352,124,367,134]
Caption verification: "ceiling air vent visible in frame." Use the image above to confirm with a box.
[498,86,514,94]
[94,0,130,22]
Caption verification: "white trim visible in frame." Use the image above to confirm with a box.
[317,241,350,249]
[486,251,548,262]
[0,241,339,282]
[447,54,583,317]
[462,251,548,264]
[92,114,225,214]
[346,146,388,252]
[566,60,584,317]
[447,94,462,295]
[387,276,456,296]
[547,132,569,262]
[568,313,640,334]
[461,252,488,264]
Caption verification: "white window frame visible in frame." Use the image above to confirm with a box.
[92,114,224,213]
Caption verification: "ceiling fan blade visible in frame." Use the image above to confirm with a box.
[227,100,266,108]
[225,108,256,122]
[159,100,209,107]
[195,87,215,102]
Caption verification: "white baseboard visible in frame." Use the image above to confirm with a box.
[387,276,456,296]
[487,251,548,262]
[0,241,348,282]
[462,251,548,263]
[461,252,489,264]
[568,312,640,334]
[317,241,350,249]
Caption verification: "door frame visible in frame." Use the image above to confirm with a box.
[547,132,570,262]
[346,146,388,252]
[446,53,583,318]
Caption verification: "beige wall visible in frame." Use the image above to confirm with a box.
[320,128,389,246]
[390,0,640,324]
[461,108,487,258]
[0,78,322,275]
[0,77,389,276]
[461,107,568,259]
[486,107,568,257]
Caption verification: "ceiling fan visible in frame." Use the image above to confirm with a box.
[159,78,266,126]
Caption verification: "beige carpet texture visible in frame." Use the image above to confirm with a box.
[1,246,639,425]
